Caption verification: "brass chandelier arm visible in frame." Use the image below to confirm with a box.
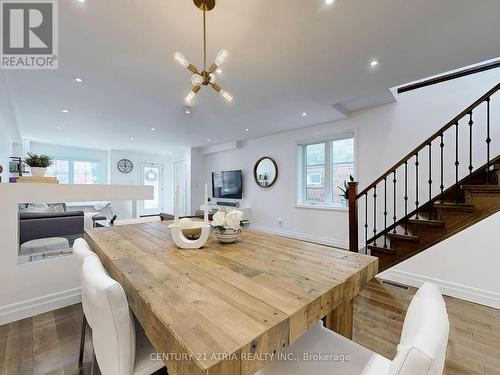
[210,82,222,93]
[192,85,202,94]
[188,64,200,75]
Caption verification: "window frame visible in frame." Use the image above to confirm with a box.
[46,157,101,184]
[296,131,356,210]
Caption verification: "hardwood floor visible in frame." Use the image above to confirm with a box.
[1,280,499,374]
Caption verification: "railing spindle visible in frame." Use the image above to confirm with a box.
[393,170,397,233]
[440,134,444,203]
[469,111,473,174]
[404,161,408,235]
[415,153,420,220]
[364,193,368,248]
[455,122,460,203]
[373,186,377,246]
[486,98,491,184]
[383,177,387,248]
[428,143,432,219]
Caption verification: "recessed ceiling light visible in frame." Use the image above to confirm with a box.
[151,127,156,131]
[61,109,69,113]
[216,68,222,74]
[302,112,308,117]
[325,0,335,4]
[370,59,379,67]
[56,126,63,130]
[185,110,191,114]
[74,77,83,82]
[130,137,134,141]
[245,128,249,132]
[207,138,211,142]
[77,0,85,3]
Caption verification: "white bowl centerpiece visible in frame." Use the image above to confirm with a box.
[211,209,244,244]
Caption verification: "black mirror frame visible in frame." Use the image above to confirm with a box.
[253,157,278,188]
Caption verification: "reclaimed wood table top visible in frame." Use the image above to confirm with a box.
[85,222,378,375]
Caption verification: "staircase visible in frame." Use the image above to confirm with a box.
[348,82,500,272]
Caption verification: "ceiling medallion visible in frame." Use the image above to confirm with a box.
[173,0,233,106]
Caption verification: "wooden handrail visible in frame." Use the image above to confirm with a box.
[356,82,500,199]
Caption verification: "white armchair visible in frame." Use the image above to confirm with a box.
[257,282,449,375]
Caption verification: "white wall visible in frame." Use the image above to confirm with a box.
[200,69,500,248]
[110,150,174,218]
[0,184,152,325]
[0,121,13,182]
[379,212,500,308]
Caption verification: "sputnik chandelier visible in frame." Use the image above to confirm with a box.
[173,0,233,106]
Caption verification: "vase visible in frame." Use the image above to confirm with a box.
[214,229,240,244]
[30,167,47,177]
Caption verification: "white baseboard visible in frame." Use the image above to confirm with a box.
[0,288,82,325]
[378,268,500,309]
[249,224,348,249]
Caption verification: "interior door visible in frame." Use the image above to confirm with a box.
[139,162,163,216]
[174,160,187,216]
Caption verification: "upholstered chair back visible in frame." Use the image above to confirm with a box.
[81,255,136,375]
[389,282,449,375]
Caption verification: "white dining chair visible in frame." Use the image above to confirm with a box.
[73,238,100,370]
[257,282,450,375]
[113,216,161,226]
[81,255,165,375]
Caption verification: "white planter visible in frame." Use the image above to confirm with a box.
[214,229,241,244]
[30,167,47,177]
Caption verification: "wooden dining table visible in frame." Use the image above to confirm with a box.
[85,222,378,375]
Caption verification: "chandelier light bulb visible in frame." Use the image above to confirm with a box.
[174,52,190,68]
[184,91,196,106]
[191,74,203,86]
[219,89,233,103]
[214,49,229,67]
[209,73,216,83]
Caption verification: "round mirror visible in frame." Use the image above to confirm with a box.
[254,157,278,188]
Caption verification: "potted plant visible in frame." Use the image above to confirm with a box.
[211,208,244,243]
[24,153,53,177]
[338,175,355,206]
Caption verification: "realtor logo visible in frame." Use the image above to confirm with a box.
[1,0,58,69]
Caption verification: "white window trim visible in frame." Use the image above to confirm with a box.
[296,131,356,209]
[47,157,101,184]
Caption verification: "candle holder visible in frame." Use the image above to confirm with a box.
[168,184,211,249]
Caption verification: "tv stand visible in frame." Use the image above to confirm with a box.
[216,201,240,207]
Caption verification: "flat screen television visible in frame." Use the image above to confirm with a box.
[212,170,243,199]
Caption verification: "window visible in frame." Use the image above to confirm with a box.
[297,134,355,208]
[46,159,100,184]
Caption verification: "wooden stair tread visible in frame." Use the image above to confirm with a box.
[408,218,445,227]
[386,232,419,242]
[433,202,474,212]
[367,245,396,255]
[461,184,500,192]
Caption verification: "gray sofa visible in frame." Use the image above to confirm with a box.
[19,203,84,249]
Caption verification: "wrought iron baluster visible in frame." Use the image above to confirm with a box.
[393,170,397,233]
[428,143,432,219]
[455,122,460,203]
[415,153,420,220]
[404,161,408,235]
[486,98,491,184]
[373,186,377,246]
[440,134,444,203]
[468,112,473,174]
[364,193,368,248]
[383,177,387,248]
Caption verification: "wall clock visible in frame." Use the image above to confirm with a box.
[117,159,134,174]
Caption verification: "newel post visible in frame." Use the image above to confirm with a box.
[348,181,359,252]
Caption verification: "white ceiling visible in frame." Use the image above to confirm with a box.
[2,0,500,154]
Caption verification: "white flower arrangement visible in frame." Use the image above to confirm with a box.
[211,208,244,232]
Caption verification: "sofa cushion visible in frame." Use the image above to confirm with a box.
[20,211,84,220]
